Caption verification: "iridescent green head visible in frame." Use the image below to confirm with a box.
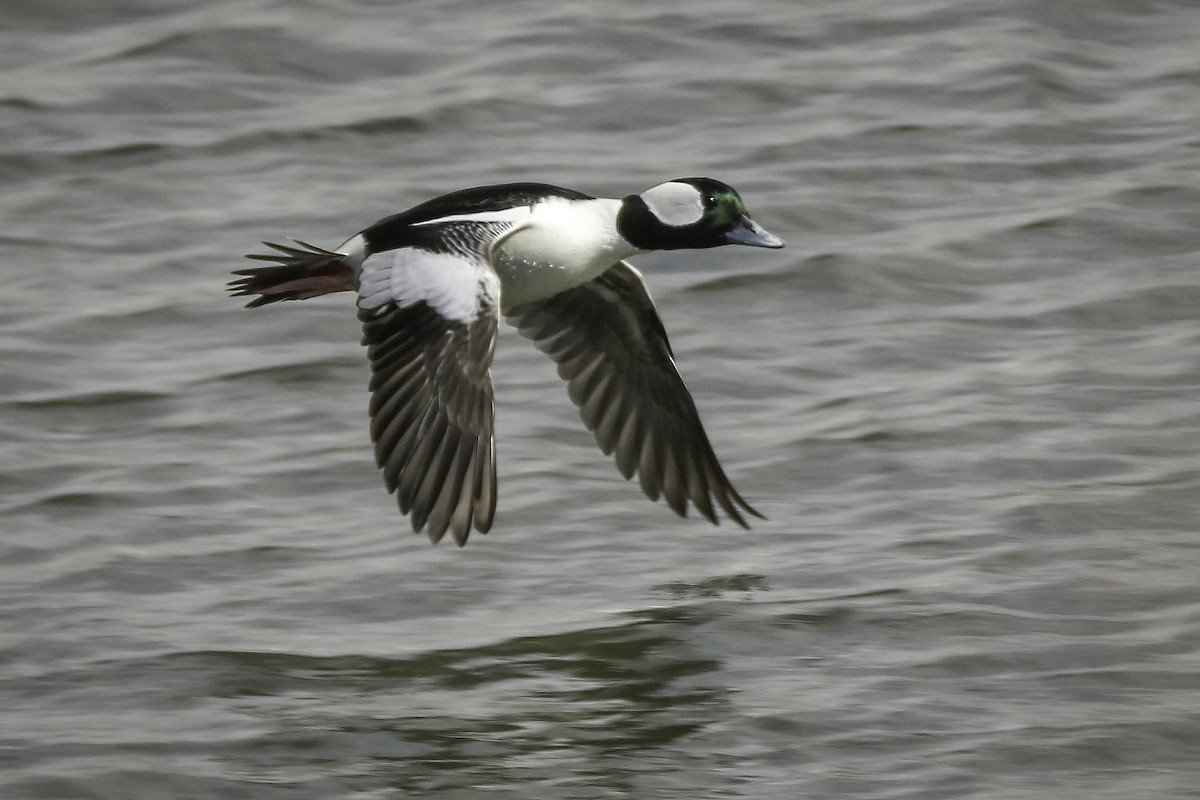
[618,177,784,251]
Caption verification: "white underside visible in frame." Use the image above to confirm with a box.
[489,197,641,310]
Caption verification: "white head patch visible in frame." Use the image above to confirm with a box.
[639,181,705,228]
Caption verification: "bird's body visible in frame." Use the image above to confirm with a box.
[230,178,783,545]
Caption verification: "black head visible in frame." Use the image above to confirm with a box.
[616,177,784,251]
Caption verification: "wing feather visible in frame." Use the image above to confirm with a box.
[357,238,500,545]
[507,261,762,527]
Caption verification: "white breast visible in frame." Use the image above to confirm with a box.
[491,197,642,309]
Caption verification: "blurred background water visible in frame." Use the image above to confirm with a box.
[3,1,1200,798]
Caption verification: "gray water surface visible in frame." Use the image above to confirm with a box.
[3,1,1200,798]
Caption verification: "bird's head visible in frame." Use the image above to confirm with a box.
[618,177,784,251]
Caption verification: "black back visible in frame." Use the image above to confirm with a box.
[363,183,595,253]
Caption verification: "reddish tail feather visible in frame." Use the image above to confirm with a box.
[229,240,356,307]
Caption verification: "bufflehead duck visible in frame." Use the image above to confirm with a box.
[230,178,783,545]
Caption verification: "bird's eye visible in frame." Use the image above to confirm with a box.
[702,194,718,210]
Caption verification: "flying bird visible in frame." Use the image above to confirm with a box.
[230,177,783,545]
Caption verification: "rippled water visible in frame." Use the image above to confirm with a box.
[3,1,1200,797]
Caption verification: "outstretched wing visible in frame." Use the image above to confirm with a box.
[357,229,504,545]
[506,261,762,527]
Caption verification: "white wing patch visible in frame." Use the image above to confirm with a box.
[639,181,704,227]
[358,248,499,324]
[410,207,531,227]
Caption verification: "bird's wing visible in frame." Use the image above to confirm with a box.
[506,260,762,527]
[357,228,504,545]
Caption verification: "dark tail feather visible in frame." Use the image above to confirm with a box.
[229,240,356,308]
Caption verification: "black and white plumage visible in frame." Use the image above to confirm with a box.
[230,178,783,546]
